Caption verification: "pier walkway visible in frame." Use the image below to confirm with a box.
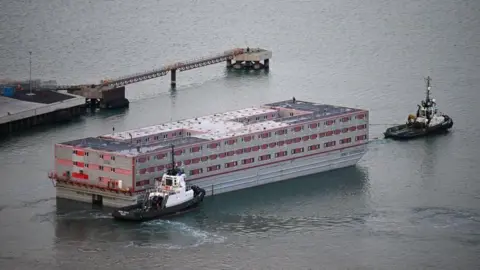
[42,47,271,91]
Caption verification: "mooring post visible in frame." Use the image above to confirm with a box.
[264,59,269,69]
[171,69,177,87]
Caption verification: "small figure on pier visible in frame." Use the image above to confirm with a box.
[247,47,250,53]
[292,96,296,103]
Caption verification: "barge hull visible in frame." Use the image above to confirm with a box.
[55,144,366,208]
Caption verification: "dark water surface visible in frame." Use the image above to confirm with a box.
[1,0,479,269]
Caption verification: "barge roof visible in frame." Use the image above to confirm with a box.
[60,100,364,156]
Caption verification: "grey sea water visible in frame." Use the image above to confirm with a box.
[1,0,479,269]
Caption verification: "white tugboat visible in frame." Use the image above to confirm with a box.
[112,145,206,222]
[384,76,454,140]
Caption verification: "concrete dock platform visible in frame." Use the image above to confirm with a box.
[0,90,86,135]
[228,48,271,70]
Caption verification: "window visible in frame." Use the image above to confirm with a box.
[356,113,366,120]
[277,141,285,146]
[285,139,293,144]
[190,168,203,175]
[261,144,268,149]
[225,139,237,145]
[269,142,276,148]
[292,126,303,132]
[242,135,253,142]
[225,161,238,168]
[275,129,287,135]
[100,154,104,159]
[147,167,155,173]
[291,147,304,154]
[192,158,201,164]
[342,128,349,133]
[308,144,320,151]
[163,134,167,139]
[235,149,244,155]
[259,132,271,139]
[201,156,208,162]
[209,154,217,160]
[243,147,251,153]
[349,126,357,132]
[340,116,351,123]
[154,136,159,140]
[258,154,271,161]
[111,156,115,160]
[155,153,166,160]
[208,142,219,149]
[275,151,288,158]
[252,146,260,151]
[309,123,318,129]
[357,124,367,130]
[326,131,334,136]
[263,115,267,119]
[302,136,310,141]
[324,120,335,126]
[85,152,89,156]
[319,132,326,138]
[174,150,183,156]
[356,135,368,141]
[227,151,234,157]
[136,179,150,187]
[310,134,318,139]
[242,158,254,165]
[293,137,301,143]
[340,137,352,144]
[111,168,116,172]
[219,152,226,158]
[99,166,104,170]
[157,165,165,171]
[207,165,221,172]
[334,129,341,135]
[324,141,336,148]
[85,164,89,168]
[190,146,201,153]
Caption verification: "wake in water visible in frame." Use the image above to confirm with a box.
[123,219,226,250]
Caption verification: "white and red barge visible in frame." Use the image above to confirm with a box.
[49,99,369,207]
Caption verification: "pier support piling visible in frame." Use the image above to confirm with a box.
[171,69,177,87]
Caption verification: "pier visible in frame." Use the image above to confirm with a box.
[0,47,271,135]
[46,47,272,108]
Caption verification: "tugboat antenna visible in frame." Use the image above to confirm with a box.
[170,144,175,174]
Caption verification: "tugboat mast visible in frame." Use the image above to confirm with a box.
[424,76,433,125]
[170,144,176,174]
[425,76,432,105]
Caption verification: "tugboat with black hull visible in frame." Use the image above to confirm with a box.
[112,145,206,222]
[384,76,453,140]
